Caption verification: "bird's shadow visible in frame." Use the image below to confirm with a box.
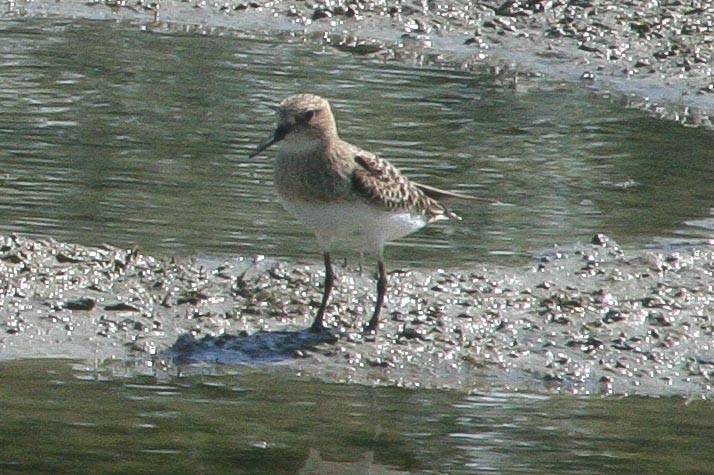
[164,328,338,365]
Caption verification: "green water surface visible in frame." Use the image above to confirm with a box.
[2,360,713,474]
[0,18,712,267]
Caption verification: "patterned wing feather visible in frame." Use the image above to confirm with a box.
[351,152,447,220]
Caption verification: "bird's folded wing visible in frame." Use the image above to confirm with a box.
[351,153,445,216]
[415,183,495,203]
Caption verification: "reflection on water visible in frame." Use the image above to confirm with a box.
[1,359,714,474]
[0,18,713,269]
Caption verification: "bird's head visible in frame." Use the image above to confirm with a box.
[250,93,337,158]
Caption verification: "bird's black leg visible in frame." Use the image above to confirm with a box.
[311,251,334,332]
[365,259,387,332]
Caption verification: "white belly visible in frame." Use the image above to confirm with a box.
[280,199,428,254]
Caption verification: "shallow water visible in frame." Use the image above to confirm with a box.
[0,18,712,267]
[1,359,713,474]
[2,17,714,474]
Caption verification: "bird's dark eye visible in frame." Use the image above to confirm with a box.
[303,110,316,122]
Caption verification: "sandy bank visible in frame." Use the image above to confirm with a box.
[2,234,713,396]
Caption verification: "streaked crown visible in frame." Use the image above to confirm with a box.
[276,93,338,139]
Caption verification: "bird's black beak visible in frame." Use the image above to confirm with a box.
[249,125,288,158]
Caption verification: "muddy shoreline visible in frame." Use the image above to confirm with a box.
[3,1,714,396]
[2,233,713,397]
[15,0,714,128]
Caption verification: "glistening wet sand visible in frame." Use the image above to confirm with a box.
[3,1,713,396]
[2,234,713,396]
[16,0,714,127]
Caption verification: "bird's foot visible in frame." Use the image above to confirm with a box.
[309,319,328,334]
[306,321,339,343]
[362,320,379,334]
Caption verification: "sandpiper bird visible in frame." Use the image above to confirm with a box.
[250,93,480,333]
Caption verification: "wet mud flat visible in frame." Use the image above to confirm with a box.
[2,233,714,397]
[4,1,714,397]
[16,0,714,128]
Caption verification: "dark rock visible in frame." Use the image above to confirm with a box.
[63,297,96,311]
